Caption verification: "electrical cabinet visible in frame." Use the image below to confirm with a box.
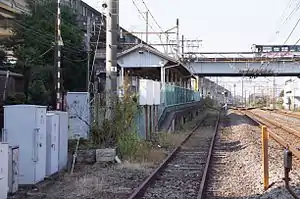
[139,79,155,105]
[8,145,19,194]
[47,111,68,171]
[46,113,59,176]
[4,105,47,185]
[0,142,9,199]
[66,92,90,139]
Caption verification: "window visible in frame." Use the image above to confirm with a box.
[282,47,289,52]
[263,47,272,52]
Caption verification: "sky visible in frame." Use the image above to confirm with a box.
[83,0,299,96]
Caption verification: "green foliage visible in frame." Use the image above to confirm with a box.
[117,132,140,158]
[4,93,26,105]
[279,90,284,97]
[90,92,140,147]
[0,49,6,67]
[4,0,87,105]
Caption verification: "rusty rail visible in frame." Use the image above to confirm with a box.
[197,112,220,199]
[127,112,220,199]
[241,110,300,158]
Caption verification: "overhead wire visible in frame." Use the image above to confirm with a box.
[131,0,166,51]
[88,7,105,93]
[140,0,163,32]
[12,20,88,65]
[13,19,86,55]
[283,15,300,44]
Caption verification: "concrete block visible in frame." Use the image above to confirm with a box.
[76,150,96,164]
[96,148,116,162]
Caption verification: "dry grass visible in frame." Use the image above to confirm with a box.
[73,175,105,196]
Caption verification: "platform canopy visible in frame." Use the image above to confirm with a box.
[117,43,195,79]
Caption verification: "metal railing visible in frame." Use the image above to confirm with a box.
[162,83,201,107]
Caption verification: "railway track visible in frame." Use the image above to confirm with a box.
[128,111,220,199]
[240,109,300,158]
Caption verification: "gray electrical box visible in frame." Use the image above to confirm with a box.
[8,146,19,194]
[4,105,47,185]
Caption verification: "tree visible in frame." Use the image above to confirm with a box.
[279,90,284,97]
[5,0,87,105]
[0,49,7,68]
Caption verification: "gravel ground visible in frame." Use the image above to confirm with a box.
[250,109,300,152]
[204,110,300,199]
[8,112,206,199]
[9,162,156,199]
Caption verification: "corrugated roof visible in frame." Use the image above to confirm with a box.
[117,43,195,78]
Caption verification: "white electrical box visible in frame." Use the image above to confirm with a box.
[47,111,68,171]
[139,79,148,105]
[66,92,90,139]
[0,142,9,199]
[4,105,47,185]
[8,145,19,194]
[139,79,155,105]
[46,113,59,176]
[153,81,161,105]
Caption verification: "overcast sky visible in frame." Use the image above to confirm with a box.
[83,0,298,96]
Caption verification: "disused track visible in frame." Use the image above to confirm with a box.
[128,112,220,199]
[240,109,300,158]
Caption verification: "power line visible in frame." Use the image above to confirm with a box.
[284,17,300,44]
[131,0,165,51]
[139,0,163,32]
[13,19,86,55]
[131,0,155,32]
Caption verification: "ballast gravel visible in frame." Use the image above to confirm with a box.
[204,110,300,199]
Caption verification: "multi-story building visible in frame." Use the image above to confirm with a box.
[1,0,144,91]
[283,77,300,110]
[0,0,28,40]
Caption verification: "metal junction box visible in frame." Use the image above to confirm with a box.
[0,142,9,199]
[66,92,90,139]
[47,111,68,171]
[8,145,19,194]
[4,105,47,185]
[46,113,59,176]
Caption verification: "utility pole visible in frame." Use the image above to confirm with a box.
[273,76,276,109]
[86,16,91,92]
[176,18,179,58]
[242,77,244,107]
[253,85,256,106]
[55,0,63,110]
[145,11,149,43]
[233,84,236,105]
[181,35,184,59]
[105,0,118,119]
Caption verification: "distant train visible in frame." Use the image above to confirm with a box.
[252,44,300,58]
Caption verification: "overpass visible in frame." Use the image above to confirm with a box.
[186,51,300,77]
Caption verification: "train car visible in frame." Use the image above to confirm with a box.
[252,44,300,58]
